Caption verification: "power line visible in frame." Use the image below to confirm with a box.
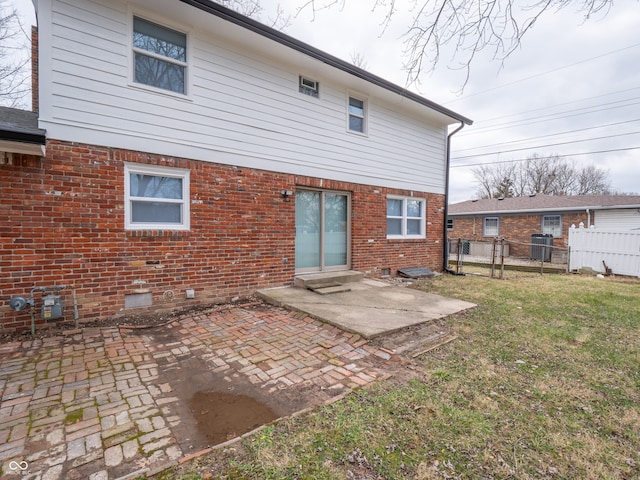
[450,147,640,168]
[460,98,640,135]
[452,131,640,160]
[444,42,640,105]
[468,87,640,124]
[455,118,640,153]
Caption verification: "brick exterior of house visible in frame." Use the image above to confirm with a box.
[449,211,589,257]
[1,140,445,333]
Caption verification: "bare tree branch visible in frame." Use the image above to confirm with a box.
[296,0,614,88]
[472,154,611,198]
[0,2,31,108]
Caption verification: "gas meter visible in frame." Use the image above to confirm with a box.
[42,294,63,320]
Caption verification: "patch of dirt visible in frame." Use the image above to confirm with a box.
[189,391,278,445]
[0,298,261,344]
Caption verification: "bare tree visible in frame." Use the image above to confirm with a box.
[350,51,368,69]
[0,2,30,108]
[471,162,517,198]
[575,164,611,195]
[472,154,611,198]
[219,0,291,30]
[297,0,612,86]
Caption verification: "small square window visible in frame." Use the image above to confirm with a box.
[133,16,187,94]
[542,215,562,237]
[348,96,366,133]
[483,217,499,237]
[299,76,319,98]
[125,163,190,230]
[447,218,454,230]
[386,196,426,239]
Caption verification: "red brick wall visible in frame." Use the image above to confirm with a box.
[449,211,588,257]
[1,140,445,333]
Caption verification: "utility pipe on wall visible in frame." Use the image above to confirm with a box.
[443,121,467,273]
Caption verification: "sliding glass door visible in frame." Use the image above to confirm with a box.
[295,189,350,272]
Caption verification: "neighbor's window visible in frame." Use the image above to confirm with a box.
[133,16,187,94]
[542,215,562,237]
[387,197,426,239]
[483,217,499,236]
[124,163,190,230]
[447,218,454,230]
[348,95,366,133]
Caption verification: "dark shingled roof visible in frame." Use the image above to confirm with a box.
[449,194,640,215]
[0,106,46,144]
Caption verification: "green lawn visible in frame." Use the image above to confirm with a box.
[164,272,640,479]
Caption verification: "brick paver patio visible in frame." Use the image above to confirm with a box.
[0,303,392,479]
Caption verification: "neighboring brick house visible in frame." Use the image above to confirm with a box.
[448,194,640,258]
[0,0,471,333]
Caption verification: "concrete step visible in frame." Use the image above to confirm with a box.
[294,270,364,289]
[309,285,352,295]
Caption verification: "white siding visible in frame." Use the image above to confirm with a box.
[39,0,451,193]
[594,208,640,230]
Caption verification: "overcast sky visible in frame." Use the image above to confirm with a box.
[12,0,640,202]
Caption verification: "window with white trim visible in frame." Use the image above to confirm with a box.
[387,197,426,239]
[124,164,190,230]
[348,95,366,133]
[542,215,562,237]
[483,217,499,236]
[133,16,187,94]
[447,218,454,230]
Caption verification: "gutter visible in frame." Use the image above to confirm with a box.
[449,204,640,216]
[443,122,466,274]
[179,0,472,125]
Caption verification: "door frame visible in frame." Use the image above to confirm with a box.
[295,188,351,274]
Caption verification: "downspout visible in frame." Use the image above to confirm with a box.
[586,208,591,227]
[443,122,466,273]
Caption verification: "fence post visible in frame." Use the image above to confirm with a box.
[500,238,505,279]
[490,237,496,278]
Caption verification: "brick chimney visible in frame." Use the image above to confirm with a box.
[31,25,39,113]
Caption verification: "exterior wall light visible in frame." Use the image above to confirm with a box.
[281,190,293,202]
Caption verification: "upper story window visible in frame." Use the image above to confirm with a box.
[483,217,499,236]
[299,76,319,98]
[348,95,366,134]
[124,163,190,230]
[542,215,562,237]
[133,16,187,94]
[387,196,426,239]
[447,218,454,230]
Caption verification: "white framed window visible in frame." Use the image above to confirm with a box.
[447,218,454,230]
[387,196,426,239]
[483,217,499,236]
[299,76,319,98]
[124,163,190,230]
[542,215,562,237]
[347,95,366,134]
[132,16,187,94]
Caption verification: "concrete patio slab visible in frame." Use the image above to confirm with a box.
[258,279,476,339]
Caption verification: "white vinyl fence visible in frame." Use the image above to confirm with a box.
[568,226,640,277]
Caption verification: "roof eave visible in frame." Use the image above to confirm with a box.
[178,0,472,126]
[450,204,640,216]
